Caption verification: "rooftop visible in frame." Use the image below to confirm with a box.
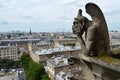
[54,38,77,41]
[0,46,8,49]
[56,70,84,80]
[37,41,52,46]
[35,45,81,55]
[48,56,69,67]
[0,39,42,42]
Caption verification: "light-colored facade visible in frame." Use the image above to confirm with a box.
[47,57,69,80]
[109,31,120,50]
[0,39,42,54]
[0,45,18,60]
[30,42,54,52]
[30,46,81,65]
[47,57,82,80]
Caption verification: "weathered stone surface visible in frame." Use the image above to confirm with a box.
[72,3,110,56]
[79,53,120,80]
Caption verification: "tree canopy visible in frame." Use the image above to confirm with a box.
[21,54,51,80]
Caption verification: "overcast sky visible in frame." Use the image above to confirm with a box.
[0,0,120,32]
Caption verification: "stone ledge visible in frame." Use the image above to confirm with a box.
[79,53,120,73]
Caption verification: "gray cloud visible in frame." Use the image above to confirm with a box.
[0,0,120,32]
[21,16,34,19]
[0,21,10,25]
[105,10,120,16]
[19,15,42,24]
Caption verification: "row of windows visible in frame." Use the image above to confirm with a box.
[0,56,18,59]
[0,50,17,53]
[0,48,16,50]
[0,53,17,56]
[0,55,18,57]
[0,57,18,60]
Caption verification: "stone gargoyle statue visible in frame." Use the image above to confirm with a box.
[72,3,110,56]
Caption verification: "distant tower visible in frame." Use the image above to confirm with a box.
[30,28,32,35]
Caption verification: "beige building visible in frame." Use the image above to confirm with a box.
[0,45,18,60]
[47,57,69,80]
[30,46,81,65]
[0,39,41,54]
[29,41,54,52]
[47,56,82,80]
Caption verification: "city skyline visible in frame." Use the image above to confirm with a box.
[0,0,120,32]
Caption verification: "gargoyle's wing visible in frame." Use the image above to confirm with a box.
[85,3,105,22]
[85,3,109,32]
[85,3,108,26]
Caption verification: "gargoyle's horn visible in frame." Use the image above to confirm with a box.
[77,9,82,18]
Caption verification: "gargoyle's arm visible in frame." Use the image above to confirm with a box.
[77,33,86,50]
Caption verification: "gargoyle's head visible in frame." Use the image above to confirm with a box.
[72,17,88,35]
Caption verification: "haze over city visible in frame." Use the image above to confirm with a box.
[0,0,120,32]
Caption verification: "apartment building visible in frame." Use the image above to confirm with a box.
[30,45,81,65]
[0,45,18,60]
[47,56,82,80]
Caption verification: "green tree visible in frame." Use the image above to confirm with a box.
[63,43,75,47]
[21,54,31,69]
[0,59,14,69]
[14,60,21,67]
[21,54,51,80]
[41,74,51,80]
[26,60,45,80]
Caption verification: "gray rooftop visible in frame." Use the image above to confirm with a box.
[0,46,8,49]
[35,45,81,55]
